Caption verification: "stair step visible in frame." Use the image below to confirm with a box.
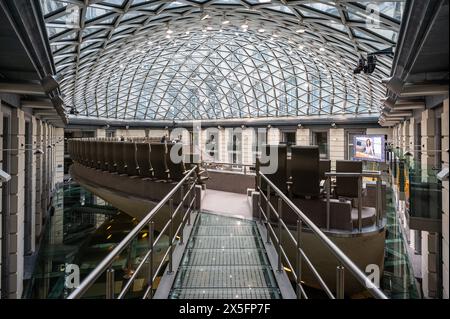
[173,265,278,288]
[169,212,281,299]
[193,225,257,236]
[181,248,269,266]
[169,287,281,299]
[197,214,254,226]
[187,235,264,249]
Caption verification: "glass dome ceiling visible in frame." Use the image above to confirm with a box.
[40,0,405,121]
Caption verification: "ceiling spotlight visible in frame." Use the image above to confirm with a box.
[319,47,326,52]
[296,27,306,33]
[165,34,171,39]
[241,21,249,30]
[206,25,213,31]
[331,122,336,128]
[258,27,265,33]
[185,30,190,35]
[298,123,302,128]
[166,28,173,34]
[298,44,304,50]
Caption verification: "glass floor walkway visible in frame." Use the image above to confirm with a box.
[27,180,420,299]
[169,213,281,299]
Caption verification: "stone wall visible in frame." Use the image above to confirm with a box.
[0,101,64,298]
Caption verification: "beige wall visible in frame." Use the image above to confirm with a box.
[329,128,345,170]
[296,128,310,146]
[392,100,449,299]
[0,101,64,298]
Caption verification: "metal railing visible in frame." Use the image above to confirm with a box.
[256,171,388,299]
[67,166,199,299]
[324,171,383,232]
[202,161,255,175]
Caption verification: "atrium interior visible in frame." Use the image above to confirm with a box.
[0,0,448,301]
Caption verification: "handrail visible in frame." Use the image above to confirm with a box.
[67,166,199,299]
[256,171,388,299]
[202,161,255,175]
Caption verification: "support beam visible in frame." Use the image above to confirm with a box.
[21,99,54,109]
[0,82,46,96]
[400,84,449,97]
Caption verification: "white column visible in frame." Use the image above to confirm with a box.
[421,109,435,181]
[96,128,106,138]
[442,98,449,299]
[296,128,310,146]
[0,106,3,297]
[242,128,254,165]
[267,127,280,145]
[329,128,345,170]
[218,128,227,163]
[35,120,43,237]
[54,127,64,185]
[9,108,25,298]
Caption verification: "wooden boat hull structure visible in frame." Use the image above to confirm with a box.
[69,163,190,231]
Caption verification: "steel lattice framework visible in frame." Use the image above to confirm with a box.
[40,0,405,121]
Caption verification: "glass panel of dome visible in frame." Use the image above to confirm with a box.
[302,2,340,18]
[47,26,70,37]
[40,0,66,15]
[86,6,109,21]
[102,0,127,7]
[267,5,294,14]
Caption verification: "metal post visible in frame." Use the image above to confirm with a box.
[357,176,362,232]
[376,176,382,226]
[336,265,345,299]
[326,176,331,230]
[147,221,154,298]
[187,183,191,226]
[277,197,282,273]
[258,173,262,223]
[266,184,271,244]
[106,268,115,299]
[296,219,302,299]
[168,198,174,274]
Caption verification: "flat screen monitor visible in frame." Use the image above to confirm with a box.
[352,135,385,162]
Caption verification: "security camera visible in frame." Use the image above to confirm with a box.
[0,169,11,183]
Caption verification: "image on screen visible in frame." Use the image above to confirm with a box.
[352,135,385,162]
